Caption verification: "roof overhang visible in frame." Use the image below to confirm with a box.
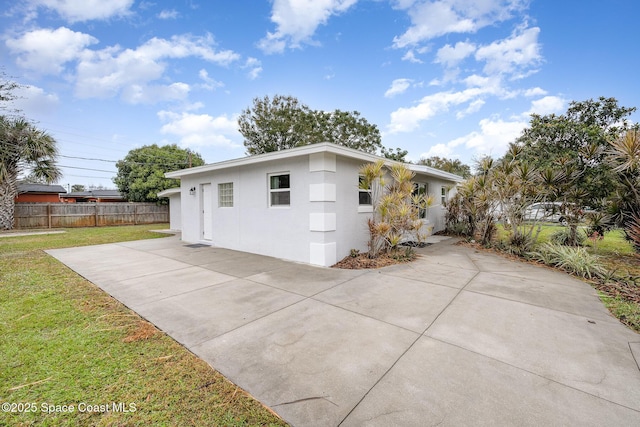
[157,188,181,197]
[165,142,464,183]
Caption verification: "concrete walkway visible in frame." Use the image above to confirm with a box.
[47,236,640,426]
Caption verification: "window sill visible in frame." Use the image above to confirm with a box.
[358,205,373,213]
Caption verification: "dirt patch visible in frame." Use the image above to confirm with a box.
[123,320,161,343]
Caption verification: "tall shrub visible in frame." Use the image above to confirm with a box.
[359,160,431,258]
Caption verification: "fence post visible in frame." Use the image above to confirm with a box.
[47,203,52,229]
[94,204,98,227]
[134,204,138,225]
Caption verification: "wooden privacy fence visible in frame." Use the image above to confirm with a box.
[14,203,169,229]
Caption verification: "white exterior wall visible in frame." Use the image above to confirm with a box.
[180,155,316,264]
[168,194,181,231]
[413,174,456,233]
[178,151,456,267]
[334,156,374,260]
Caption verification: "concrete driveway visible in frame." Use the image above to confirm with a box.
[47,236,640,426]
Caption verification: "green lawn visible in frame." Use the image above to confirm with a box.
[0,225,286,426]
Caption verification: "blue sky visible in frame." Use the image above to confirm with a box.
[2,0,638,189]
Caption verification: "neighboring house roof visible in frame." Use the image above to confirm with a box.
[166,142,465,182]
[17,183,67,194]
[62,190,124,199]
[157,188,181,197]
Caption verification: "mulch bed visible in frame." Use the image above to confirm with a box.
[593,281,640,305]
[332,252,416,269]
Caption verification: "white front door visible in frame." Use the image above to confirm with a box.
[201,183,213,240]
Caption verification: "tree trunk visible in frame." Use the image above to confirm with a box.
[0,177,18,230]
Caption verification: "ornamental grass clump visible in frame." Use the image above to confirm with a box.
[529,243,605,279]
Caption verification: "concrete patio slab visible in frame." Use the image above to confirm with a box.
[200,254,288,278]
[48,243,189,288]
[148,245,247,265]
[467,271,616,322]
[46,236,640,426]
[247,264,366,297]
[381,260,478,289]
[315,271,459,333]
[107,266,236,307]
[426,291,640,411]
[134,278,305,347]
[341,337,640,426]
[192,299,419,427]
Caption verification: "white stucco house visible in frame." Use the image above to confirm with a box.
[163,143,463,267]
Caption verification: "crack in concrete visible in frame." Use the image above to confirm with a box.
[273,395,338,407]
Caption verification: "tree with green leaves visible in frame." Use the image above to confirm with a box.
[1,116,61,229]
[114,144,204,204]
[238,95,314,154]
[238,94,386,155]
[506,97,636,245]
[418,156,471,178]
[509,97,635,207]
[381,147,408,162]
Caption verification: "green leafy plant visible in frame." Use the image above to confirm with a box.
[359,160,429,259]
[529,243,605,279]
[550,227,586,246]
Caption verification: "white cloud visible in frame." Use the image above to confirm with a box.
[258,0,358,54]
[31,0,134,22]
[435,40,476,67]
[475,26,541,76]
[385,78,413,98]
[401,50,423,63]
[421,143,454,158]
[387,82,502,133]
[158,9,179,19]
[12,85,60,116]
[525,95,565,116]
[393,0,527,48]
[6,27,97,74]
[121,82,191,104]
[158,110,241,148]
[243,57,262,80]
[440,117,526,158]
[198,69,224,90]
[74,34,240,102]
[456,98,485,118]
[523,87,547,97]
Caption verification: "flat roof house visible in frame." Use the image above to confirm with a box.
[15,183,66,203]
[60,190,124,203]
[165,143,463,267]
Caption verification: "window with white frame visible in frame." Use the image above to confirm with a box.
[218,182,233,207]
[358,175,372,206]
[441,186,449,205]
[269,173,290,206]
[413,182,428,219]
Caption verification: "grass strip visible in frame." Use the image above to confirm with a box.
[0,225,287,426]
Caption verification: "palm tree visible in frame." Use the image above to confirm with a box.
[607,129,640,250]
[0,116,61,229]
